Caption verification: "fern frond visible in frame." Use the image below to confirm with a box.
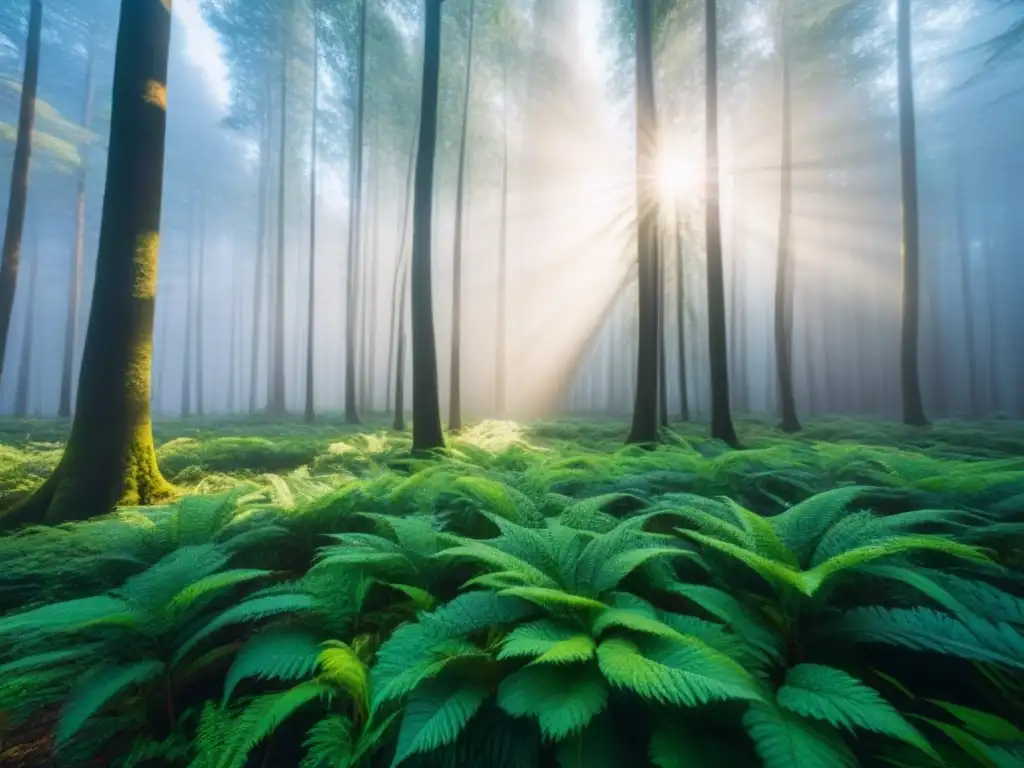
[299,715,353,768]
[770,486,870,564]
[56,660,165,747]
[391,678,489,766]
[0,595,136,637]
[743,702,858,768]
[497,662,609,740]
[222,628,322,705]
[168,569,271,614]
[317,640,370,716]
[497,620,595,665]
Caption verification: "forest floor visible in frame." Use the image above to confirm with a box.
[1,416,1023,767]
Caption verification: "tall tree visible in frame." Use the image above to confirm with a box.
[387,119,418,429]
[627,0,661,445]
[196,198,206,417]
[345,0,369,424]
[181,204,195,418]
[305,0,319,424]
[954,157,978,417]
[896,0,928,426]
[411,0,445,452]
[449,0,476,432]
[0,0,42,388]
[674,209,689,422]
[13,217,39,418]
[2,0,173,528]
[703,0,739,447]
[495,45,510,418]
[59,27,98,419]
[268,25,289,415]
[249,83,271,414]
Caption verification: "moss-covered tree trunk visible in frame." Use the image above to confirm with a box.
[13,218,40,418]
[704,0,739,448]
[897,0,928,427]
[59,27,96,419]
[0,0,42,388]
[410,0,446,452]
[627,0,660,445]
[2,0,173,530]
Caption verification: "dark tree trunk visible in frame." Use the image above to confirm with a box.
[627,0,660,445]
[496,59,509,418]
[59,28,97,419]
[196,200,206,418]
[775,14,800,432]
[345,0,368,424]
[0,0,42,387]
[386,119,418,421]
[704,0,739,447]
[449,0,475,433]
[658,228,669,428]
[249,84,271,414]
[954,158,978,417]
[675,209,689,422]
[3,0,173,529]
[268,32,289,415]
[305,4,319,424]
[410,0,446,452]
[13,219,39,418]
[393,262,410,432]
[897,0,928,426]
[181,204,194,418]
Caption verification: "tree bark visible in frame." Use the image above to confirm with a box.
[13,218,39,418]
[627,0,660,445]
[2,0,173,529]
[366,138,381,412]
[181,202,194,418]
[674,208,689,422]
[305,4,319,424]
[268,29,289,415]
[0,0,42,388]
[410,0,446,452]
[249,82,272,414]
[954,158,978,417]
[496,56,509,418]
[704,0,739,447]
[59,27,97,419]
[897,0,928,426]
[449,0,476,433]
[658,227,669,428]
[345,0,368,424]
[196,198,206,417]
[774,9,800,432]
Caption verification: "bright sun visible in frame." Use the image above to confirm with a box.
[655,147,700,203]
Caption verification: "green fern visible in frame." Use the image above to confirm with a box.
[222,628,322,704]
[744,702,858,768]
[56,660,165,747]
[391,678,490,766]
[496,663,609,740]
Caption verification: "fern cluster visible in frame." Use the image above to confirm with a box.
[0,418,1022,766]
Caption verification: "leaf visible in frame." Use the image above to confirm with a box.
[317,640,370,715]
[770,486,870,564]
[0,595,136,636]
[169,569,271,614]
[223,628,322,705]
[743,702,858,768]
[926,700,1024,742]
[300,715,353,768]
[391,678,489,766]
[497,663,609,741]
[498,586,607,613]
[498,620,596,664]
[777,665,933,754]
[57,661,165,747]
[589,546,696,594]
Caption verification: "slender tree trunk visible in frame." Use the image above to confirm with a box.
[182,203,194,418]
[774,12,800,432]
[658,227,669,427]
[367,139,381,412]
[305,5,319,424]
[674,208,689,422]
[393,262,410,432]
[449,0,476,433]
[496,59,510,418]
[269,32,289,415]
[897,0,928,426]
[410,0,446,452]
[2,0,173,529]
[704,0,739,447]
[13,218,39,418]
[59,29,97,418]
[386,119,419,419]
[954,159,978,417]
[627,0,660,445]
[345,0,368,424]
[249,84,271,414]
[0,0,42,387]
[196,199,206,418]
[227,247,238,413]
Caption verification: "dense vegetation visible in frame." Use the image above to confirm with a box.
[1,417,1023,767]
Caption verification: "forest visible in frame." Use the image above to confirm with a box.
[0,0,1023,766]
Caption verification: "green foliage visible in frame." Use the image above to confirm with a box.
[1,417,1023,766]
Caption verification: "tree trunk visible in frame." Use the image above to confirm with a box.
[59,28,97,419]
[227,245,238,413]
[0,0,42,387]
[268,30,289,415]
[367,139,381,412]
[181,203,194,418]
[627,0,660,445]
[13,218,39,418]
[345,0,368,424]
[2,0,173,529]
[410,0,446,452]
[305,4,319,424]
[449,0,475,433]
[658,227,669,428]
[393,261,410,432]
[954,158,978,417]
[897,0,928,426]
[249,83,272,414]
[196,199,206,417]
[675,208,689,422]
[775,13,800,432]
[496,58,509,418]
[704,0,739,447]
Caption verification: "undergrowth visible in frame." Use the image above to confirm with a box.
[0,417,1022,767]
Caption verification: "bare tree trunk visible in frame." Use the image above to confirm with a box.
[182,201,194,419]
[496,57,509,418]
[704,0,739,447]
[367,138,381,412]
[674,208,689,422]
[196,197,206,418]
[60,28,97,418]
[305,3,319,424]
[627,0,660,445]
[954,158,978,417]
[897,0,928,426]
[449,0,476,433]
[249,83,271,414]
[386,119,418,419]
[658,227,669,427]
[13,217,39,418]
[268,30,289,415]
[0,0,43,387]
